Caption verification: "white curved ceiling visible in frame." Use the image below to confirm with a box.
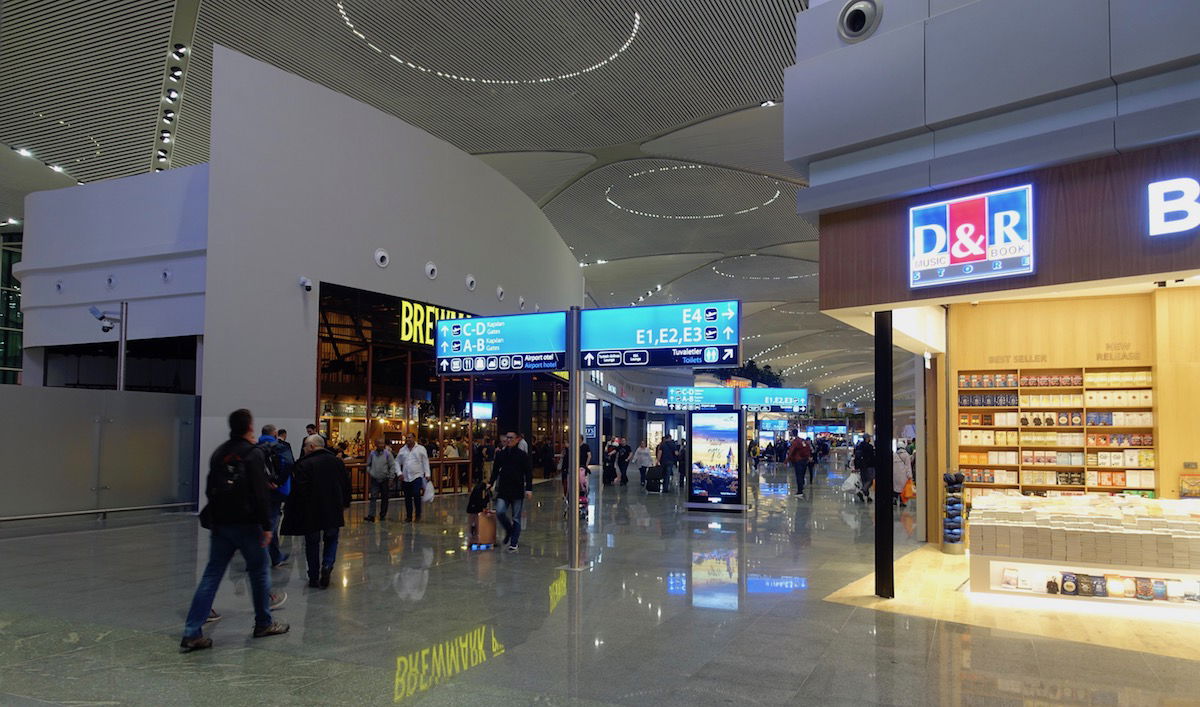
[0,0,903,406]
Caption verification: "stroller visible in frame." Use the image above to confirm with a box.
[562,466,589,520]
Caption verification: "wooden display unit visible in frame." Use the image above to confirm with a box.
[954,366,1157,504]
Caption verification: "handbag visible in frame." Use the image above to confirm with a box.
[422,476,435,503]
[901,478,917,502]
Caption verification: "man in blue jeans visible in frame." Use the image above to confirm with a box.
[490,431,533,553]
[180,409,289,653]
[257,424,294,567]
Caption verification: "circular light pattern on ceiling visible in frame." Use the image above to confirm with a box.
[604,165,782,220]
[711,254,816,281]
[335,2,641,84]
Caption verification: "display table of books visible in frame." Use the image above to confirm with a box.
[969,495,1200,605]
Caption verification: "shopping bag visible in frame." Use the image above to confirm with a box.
[901,478,917,502]
[841,471,861,492]
[422,477,435,503]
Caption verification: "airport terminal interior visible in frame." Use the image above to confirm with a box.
[2,1,1200,705]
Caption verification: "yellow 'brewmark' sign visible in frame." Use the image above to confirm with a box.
[393,624,505,702]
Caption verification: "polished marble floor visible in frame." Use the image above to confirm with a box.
[2,461,1198,705]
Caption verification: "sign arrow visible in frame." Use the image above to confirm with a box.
[722,348,734,361]
[440,341,449,351]
[722,326,734,338]
[439,359,449,371]
[724,305,736,320]
[440,324,448,335]
[584,352,595,366]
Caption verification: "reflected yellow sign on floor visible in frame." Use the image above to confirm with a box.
[549,569,567,614]
[394,624,505,701]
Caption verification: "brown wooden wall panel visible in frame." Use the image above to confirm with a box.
[819,138,1200,310]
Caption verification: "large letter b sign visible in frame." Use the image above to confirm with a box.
[1148,178,1200,236]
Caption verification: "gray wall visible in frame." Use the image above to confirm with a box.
[201,47,583,455]
[784,0,1200,211]
[16,165,209,354]
[0,386,196,518]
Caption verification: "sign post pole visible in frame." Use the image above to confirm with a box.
[567,306,583,571]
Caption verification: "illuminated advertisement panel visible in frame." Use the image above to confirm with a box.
[909,184,1034,288]
[687,411,743,507]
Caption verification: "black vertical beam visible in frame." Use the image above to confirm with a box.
[874,310,895,599]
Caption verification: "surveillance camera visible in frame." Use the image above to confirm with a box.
[101,322,114,333]
[425,262,438,280]
[299,276,313,292]
[374,248,390,268]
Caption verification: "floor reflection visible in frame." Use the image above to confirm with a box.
[0,460,1196,705]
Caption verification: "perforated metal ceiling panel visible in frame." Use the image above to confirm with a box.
[476,151,595,203]
[0,0,176,183]
[643,105,805,182]
[544,158,815,260]
[171,0,805,165]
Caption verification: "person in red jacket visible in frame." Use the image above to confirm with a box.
[786,429,814,498]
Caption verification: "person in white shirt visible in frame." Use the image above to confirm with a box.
[397,433,432,522]
[631,440,654,486]
[516,433,530,454]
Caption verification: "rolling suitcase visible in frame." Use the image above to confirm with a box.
[645,465,664,493]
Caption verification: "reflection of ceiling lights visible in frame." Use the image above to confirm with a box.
[336,2,640,84]
[712,255,816,281]
[605,165,781,220]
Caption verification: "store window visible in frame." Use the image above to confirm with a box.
[318,283,568,493]
[42,336,197,393]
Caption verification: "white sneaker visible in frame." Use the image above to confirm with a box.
[506,545,518,554]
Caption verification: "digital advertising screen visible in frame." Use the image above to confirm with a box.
[758,419,789,431]
[687,411,743,508]
[468,402,494,420]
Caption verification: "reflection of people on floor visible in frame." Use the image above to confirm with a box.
[395,532,433,602]
[792,501,812,560]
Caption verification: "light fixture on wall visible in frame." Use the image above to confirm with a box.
[165,89,179,102]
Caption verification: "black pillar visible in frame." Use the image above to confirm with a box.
[516,375,533,438]
[874,310,895,599]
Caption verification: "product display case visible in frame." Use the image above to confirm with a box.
[968,495,1200,607]
[954,366,1157,504]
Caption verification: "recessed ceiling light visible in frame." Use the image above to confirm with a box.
[760,100,777,107]
[595,259,608,265]
[162,110,175,124]
[160,130,171,143]
[6,218,18,225]
[165,89,179,102]
[172,43,187,59]
[14,147,32,157]
[156,150,168,162]
[169,66,183,80]
[50,165,64,173]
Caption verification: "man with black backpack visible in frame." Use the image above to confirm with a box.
[180,409,289,653]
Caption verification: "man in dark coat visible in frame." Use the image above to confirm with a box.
[489,431,533,553]
[282,434,351,588]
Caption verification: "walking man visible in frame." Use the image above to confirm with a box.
[490,431,533,553]
[364,438,396,522]
[786,429,813,498]
[615,437,633,486]
[282,434,350,588]
[657,434,679,493]
[258,424,294,568]
[179,409,289,653]
[854,434,877,503]
[397,432,431,522]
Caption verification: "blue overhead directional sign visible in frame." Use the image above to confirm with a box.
[739,387,809,413]
[580,300,740,369]
[436,311,567,375]
[667,387,736,411]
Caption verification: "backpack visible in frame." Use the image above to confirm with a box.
[200,446,256,528]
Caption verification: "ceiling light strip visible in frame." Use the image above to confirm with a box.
[335,2,640,85]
